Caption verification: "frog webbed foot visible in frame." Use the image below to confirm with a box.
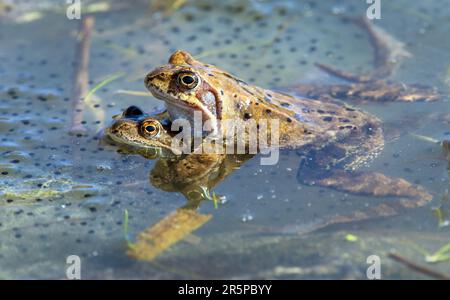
[296,169,433,233]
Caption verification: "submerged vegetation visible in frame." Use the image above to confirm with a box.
[127,209,212,261]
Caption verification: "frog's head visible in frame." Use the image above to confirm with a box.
[106,106,177,155]
[144,50,251,135]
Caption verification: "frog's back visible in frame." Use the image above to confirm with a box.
[251,87,384,170]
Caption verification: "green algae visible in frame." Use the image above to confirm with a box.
[1,178,99,204]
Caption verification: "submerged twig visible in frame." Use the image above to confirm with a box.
[70,16,94,134]
[388,252,450,280]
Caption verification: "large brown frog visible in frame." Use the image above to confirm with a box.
[144,49,382,153]
[140,18,436,224]
[144,18,438,151]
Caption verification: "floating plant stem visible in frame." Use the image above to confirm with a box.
[149,0,187,15]
[167,0,187,14]
[15,11,43,23]
[409,133,440,144]
[409,239,450,264]
[123,209,136,249]
[425,243,450,263]
[114,89,149,97]
[433,206,449,228]
[212,192,219,209]
[70,16,94,134]
[85,72,125,103]
[83,2,110,14]
[388,253,450,280]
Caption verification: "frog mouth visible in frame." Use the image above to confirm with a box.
[105,132,166,158]
[148,84,219,133]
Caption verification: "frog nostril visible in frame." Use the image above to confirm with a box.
[145,72,161,87]
[123,106,144,118]
[144,75,151,87]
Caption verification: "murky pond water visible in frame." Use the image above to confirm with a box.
[1,0,449,279]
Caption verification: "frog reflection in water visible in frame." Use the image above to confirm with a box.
[106,106,253,209]
[107,103,431,235]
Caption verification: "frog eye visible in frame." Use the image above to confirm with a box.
[177,72,199,89]
[141,120,161,138]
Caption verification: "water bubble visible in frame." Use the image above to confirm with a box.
[96,164,112,171]
[331,5,346,15]
[218,195,227,204]
[241,213,254,222]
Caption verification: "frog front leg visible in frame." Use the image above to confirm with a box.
[150,153,253,209]
[295,164,433,234]
[291,17,440,103]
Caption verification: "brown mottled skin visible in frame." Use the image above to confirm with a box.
[143,18,439,153]
[145,50,384,171]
